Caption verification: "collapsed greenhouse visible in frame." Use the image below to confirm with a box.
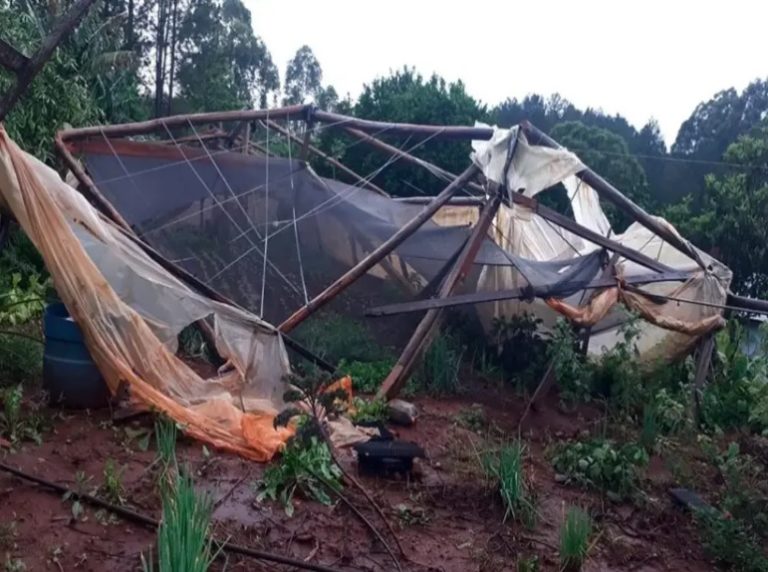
[1,103,765,461]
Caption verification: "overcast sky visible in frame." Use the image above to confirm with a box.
[246,0,767,146]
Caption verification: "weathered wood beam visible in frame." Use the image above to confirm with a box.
[278,162,481,333]
[58,104,310,141]
[0,0,98,120]
[377,187,504,399]
[315,110,495,140]
[366,270,694,317]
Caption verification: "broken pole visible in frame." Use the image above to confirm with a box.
[692,333,715,423]
[377,186,504,400]
[278,162,482,333]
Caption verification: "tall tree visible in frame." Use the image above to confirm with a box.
[283,45,322,105]
[666,125,768,298]
[550,121,652,231]
[320,67,485,196]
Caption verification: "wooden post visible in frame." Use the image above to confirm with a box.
[262,120,388,196]
[377,187,504,399]
[0,0,98,120]
[278,163,481,333]
[692,333,715,422]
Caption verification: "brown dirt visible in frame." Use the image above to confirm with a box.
[0,383,717,572]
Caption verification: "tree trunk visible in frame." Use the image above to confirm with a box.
[166,0,179,115]
[153,0,168,118]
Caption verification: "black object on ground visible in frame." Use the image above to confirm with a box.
[354,439,425,476]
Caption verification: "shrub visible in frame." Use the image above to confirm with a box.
[292,313,388,364]
[492,313,547,381]
[416,332,465,395]
[552,439,648,499]
[338,358,395,394]
[0,333,43,387]
[559,506,593,572]
[695,510,768,572]
[482,441,536,526]
[257,436,342,517]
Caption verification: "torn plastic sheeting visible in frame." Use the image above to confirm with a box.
[0,127,293,461]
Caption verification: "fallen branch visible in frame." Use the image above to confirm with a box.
[0,461,346,572]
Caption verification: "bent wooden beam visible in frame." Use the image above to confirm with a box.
[278,162,481,333]
[366,270,695,317]
[377,187,504,399]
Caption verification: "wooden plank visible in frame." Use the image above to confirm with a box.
[366,270,694,317]
[277,162,481,333]
[377,188,504,399]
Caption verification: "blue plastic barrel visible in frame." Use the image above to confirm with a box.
[43,303,109,409]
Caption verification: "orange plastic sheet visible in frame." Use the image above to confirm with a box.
[545,275,726,337]
[0,128,294,461]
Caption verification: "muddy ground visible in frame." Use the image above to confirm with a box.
[1,383,716,572]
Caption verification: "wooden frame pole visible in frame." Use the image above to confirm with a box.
[278,163,481,333]
[377,187,504,399]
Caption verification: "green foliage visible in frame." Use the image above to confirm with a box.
[143,470,220,572]
[293,313,389,365]
[551,121,653,229]
[482,441,536,526]
[552,439,649,499]
[0,384,43,446]
[416,332,465,395]
[319,67,485,196]
[349,397,388,424]
[338,358,395,394]
[2,555,26,572]
[695,510,768,572]
[516,555,540,572]
[0,273,48,326]
[700,322,768,434]
[559,506,593,572]
[0,333,43,387]
[491,313,547,383]
[455,404,487,433]
[257,436,342,517]
[101,459,126,505]
[668,125,768,298]
[550,320,592,404]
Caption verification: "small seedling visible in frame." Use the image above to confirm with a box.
[559,506,592,572]
[0,522,17,550]
[482,441,536,526]
[62,471,93,521]
[517,555,539,572]
[0,385,43,447]
[101,459,126,505]
[394,503,430,527]
[2,555,25,572]
[142,469,221,572]
[455,404,487,432]
[154,416,178,491]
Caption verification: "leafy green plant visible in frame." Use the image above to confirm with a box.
[417,332,465,395]
[257,436,342,516]
[700,321,768,434]
[559,506,593,572]
[349,397,388,424]
[516,555,539,572]
[338,358,395,394]
[492,312,547,381]
[0,385,43,446]
[394,503,430,527]
[62,471,94,521]
[695,510,768,572]
[0,334,43,387]
[455,404,487,433]
[155,417,179,491]
[0,273,48,326]
[101,459,126,505]
[640,403,659,451]
[482,441,536,526]
[552,439,648,499]
[293,313,389,364]
[142,470,221,572]
[2,555,26,572]
[551,320,592,404]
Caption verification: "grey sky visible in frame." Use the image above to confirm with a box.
[247,0,767,145]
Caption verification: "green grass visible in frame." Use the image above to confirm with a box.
[143,470,220,572]
[155,417,178,490]
[559,506,592,572]
[417,332,465,395]
[482,441,536,526]
[101,459,126,505]
[0,384,43,446]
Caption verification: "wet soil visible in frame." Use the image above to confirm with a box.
[0,384,715,571]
